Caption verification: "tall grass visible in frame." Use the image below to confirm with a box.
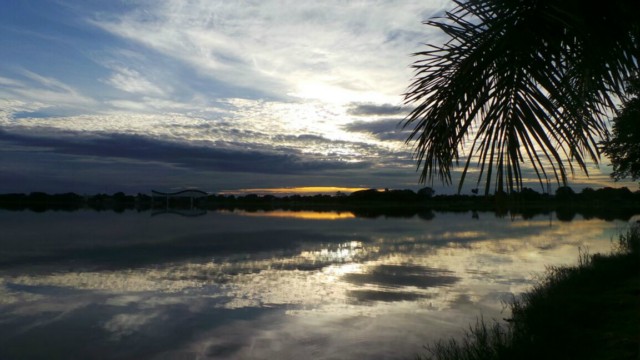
[417,227,639,360]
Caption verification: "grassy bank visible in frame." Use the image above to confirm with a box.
[418,227,640,360]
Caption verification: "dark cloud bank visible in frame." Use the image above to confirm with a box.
[345,118,411,141]
[347,103,410,116]
[0,130,370,175]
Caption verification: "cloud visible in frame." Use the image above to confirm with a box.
[0,76,24,87]
[344,118,410,141]
[103,66,168,96]
[0,130,368,175]
[88,0,452,104]
[2,1,628,194]
[0,95,412,164]
[0,70,97,113]
[347,103,409,116]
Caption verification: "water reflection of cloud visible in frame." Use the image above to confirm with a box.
[2,216,621,314]
[8,270,207,293]
[347,289,433,303]
[189,303,476,360]
[0,211,631,359]
[0,280,44,305]
[343,264,459,289]
[104,311,161,340]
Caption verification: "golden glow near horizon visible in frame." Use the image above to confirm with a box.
[220,186,371,195]
[233,210,356,220]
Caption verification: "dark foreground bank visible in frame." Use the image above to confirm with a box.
[418,227,640,360]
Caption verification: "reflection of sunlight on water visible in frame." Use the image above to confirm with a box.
[300,241,365,263]
[231,210,356,220]
[3,217,621,315]
[441,231,486,239]
[3,218,619,314]
[0,212,631,359]
[321,263,364,285]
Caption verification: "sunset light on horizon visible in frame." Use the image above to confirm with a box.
[220,186,373,196]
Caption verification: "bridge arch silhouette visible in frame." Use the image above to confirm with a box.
[151,189,209,210]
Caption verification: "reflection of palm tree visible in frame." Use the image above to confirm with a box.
[404,0,639,194]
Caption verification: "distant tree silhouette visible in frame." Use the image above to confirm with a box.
[519,187,542,201]
[580,187,596,199]
[555,186,575,201]
[404,0,639,194]
[417,187,435,198]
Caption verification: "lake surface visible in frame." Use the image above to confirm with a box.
[0,209,631,359]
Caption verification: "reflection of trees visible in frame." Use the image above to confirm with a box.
[0,190,637,221]
[556,208,577,222]
[418,210,435,221]
[151,209,207,217]
[351,207,434,220]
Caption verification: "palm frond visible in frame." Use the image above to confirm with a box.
[403,0,640,194]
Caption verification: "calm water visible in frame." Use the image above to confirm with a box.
[0,209,631,359]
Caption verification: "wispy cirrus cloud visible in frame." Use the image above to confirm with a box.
[89,0,450,104]
[0,70,97,112]
[103,65,169,97]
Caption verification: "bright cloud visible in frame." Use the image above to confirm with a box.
[90,0,450,104]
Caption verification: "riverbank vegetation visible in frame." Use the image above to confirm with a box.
[417,227,640,360]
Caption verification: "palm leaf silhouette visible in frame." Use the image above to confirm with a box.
[404,0,639,194]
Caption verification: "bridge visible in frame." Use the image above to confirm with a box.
[151,189,210,210]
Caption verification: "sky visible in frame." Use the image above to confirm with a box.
[0,0,635,195]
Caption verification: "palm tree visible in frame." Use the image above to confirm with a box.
[601,76,640,181]
[403,0,639,194]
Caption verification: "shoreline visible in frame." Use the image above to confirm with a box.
[0,188,639,221]
[417,227,640,360]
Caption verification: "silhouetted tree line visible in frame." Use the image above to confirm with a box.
[0,192,147,213]
[0,186,638,220]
